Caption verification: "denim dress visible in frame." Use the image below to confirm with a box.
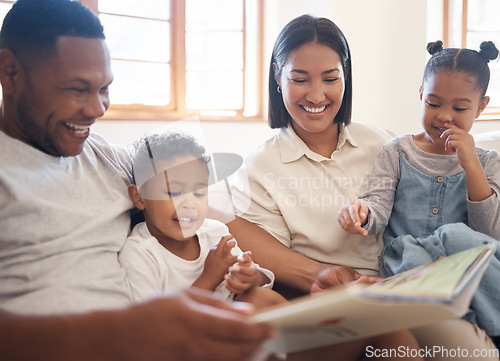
[380,138,500,336]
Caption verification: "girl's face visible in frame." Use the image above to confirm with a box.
[136,154,209,245]
[419,70,489,150]
[275,41,345,139]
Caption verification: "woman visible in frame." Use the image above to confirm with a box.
[230,14,392,294]
[227,14,497,359]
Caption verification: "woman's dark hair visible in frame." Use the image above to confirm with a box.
[269,14,352,129]
[423,40,499,97]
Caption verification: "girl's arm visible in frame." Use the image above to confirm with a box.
[466,149,500,239]
[359,140,400,234]
[463,157,492,201]
[442,125,500,237]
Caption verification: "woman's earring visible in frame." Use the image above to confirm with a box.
[277,86,281,94]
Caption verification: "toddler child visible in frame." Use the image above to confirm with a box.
[338,40,500,343]
[119,132,285,309]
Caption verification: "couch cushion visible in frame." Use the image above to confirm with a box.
[474,130,500,152]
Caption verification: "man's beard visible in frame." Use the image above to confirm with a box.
[16,89,62,157]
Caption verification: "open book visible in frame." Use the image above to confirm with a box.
[252,243,497,354]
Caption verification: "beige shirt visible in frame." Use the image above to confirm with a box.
[230,122,394,275]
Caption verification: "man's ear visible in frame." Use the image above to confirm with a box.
[128,184,145,210]
[0,49,24,95]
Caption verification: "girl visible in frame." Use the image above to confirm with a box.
[338,40,500,345]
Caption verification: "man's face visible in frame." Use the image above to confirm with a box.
[16,36,113,157]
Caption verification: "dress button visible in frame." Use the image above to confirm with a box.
[437,176,444,183]
[432,208,439,214]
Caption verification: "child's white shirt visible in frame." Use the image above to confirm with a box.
[119,218,275,301]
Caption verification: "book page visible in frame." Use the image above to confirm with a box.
[253,243,496,354]
[363,244,492,302]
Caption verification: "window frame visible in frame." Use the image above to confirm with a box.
[81,0,264,122]
[443,0,500,120]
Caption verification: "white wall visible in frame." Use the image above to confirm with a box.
[93,0,499,155]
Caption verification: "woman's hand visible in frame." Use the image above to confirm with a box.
[337,199,369,236]
[310,265,382,293]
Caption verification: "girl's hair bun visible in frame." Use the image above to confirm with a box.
[478,41,499,63]
[427,40,444,55]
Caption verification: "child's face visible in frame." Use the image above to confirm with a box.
[132,154,209,243]
[419,70,489,148]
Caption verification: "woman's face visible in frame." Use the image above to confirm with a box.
[275,41,345,137]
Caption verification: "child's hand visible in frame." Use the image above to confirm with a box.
[194,235,238,291]
[441,124,478,170]
[441,123,493,202]
[224,251,260,294]
[337,199,369,236]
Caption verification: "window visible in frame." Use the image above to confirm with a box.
[0,0,14,20]
[83,0,263,120]
[444,0,500,118]
[0,0,263,120]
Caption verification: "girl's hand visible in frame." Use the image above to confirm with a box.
[441,124,493,202]
[337,199,369,236]
[194,235,238,291]
[224,252,260,294]
[441,124,478,170]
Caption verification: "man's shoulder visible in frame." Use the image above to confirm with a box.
[86,133,129,159]
[84,133,132,177]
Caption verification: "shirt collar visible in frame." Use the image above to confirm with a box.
[277,123,358,164]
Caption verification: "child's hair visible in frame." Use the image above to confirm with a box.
[423,40,499,97]
[268,14,352,129]
[131,132,210,187]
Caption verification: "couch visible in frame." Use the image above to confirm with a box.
[474,130,500,152]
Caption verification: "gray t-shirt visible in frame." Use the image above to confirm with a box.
[0,131,134,314]
[362,135,500,239]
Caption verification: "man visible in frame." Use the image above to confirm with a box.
[0,0,272,359]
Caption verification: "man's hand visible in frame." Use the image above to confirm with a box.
[110,287,274,361]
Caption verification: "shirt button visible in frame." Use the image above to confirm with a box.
[432,208,439,215]
[437,176,444,183]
